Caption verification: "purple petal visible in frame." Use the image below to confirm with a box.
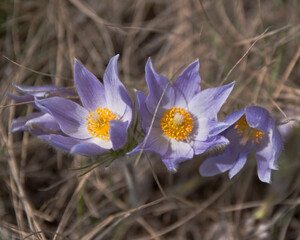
[162,139,194,171]
[245,106,274,132]
[7,93,34,103]
[26,113,62,135]
[194,118,220,141]
[12,83,66,98]
[173,60,201,106]
[40,134,81,151]
[228,152,248,179]
[136,90,153,131]
[36,97,90,139]
[74,59,107,111]
[145,58,174,114]
[189,82,235,119]
[271,127,283,169]
[209,110,245,136]
[11,112,44,132]
[103,55,133,119]
[255,127,282,183]
[193,135,229,155]
[109,120,128,150]
[129,127,169,156]
[256,154,272,183]
[199,145,238,177]
[71,139,110,155]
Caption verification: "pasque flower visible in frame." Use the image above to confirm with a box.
[130,58,235,171]
[199,106,283,183]
[34,55,133,154]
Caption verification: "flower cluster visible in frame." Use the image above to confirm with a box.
[10,55,283,183]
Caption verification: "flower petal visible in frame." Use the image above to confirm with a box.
[255,127,282,183]
[162,139,194,171]
[189,81,235,119]
[145,58,174,114]
[129,127,169,156]
[173,60,201,106]
[194,118,220,141]
[40,134,81,151]
[26,113,62,135]
[109,120,128,150]
[36,97,90,139]
[256,154,272,183]
[193,135,229,155]
[7,93,34,103]
[135,90,153,131]
[103,55,133,119]
[245,106,274,132]
[209,110,245,136]
[12,83,64,97]
[228,152,248,179]
[199,145,238,177]
[71,139,109,155]
[11,112,44,132]
[74,59,106,111]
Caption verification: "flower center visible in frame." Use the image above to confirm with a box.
[160,107,193,141]
[234,115,265,145]
[86,107,117,140]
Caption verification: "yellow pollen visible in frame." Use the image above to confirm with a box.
[234,115,265,145]
[160,107,193,141]
[86,107,117,140]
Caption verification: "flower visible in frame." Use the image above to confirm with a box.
[9,84,75,135]
[130,58,235,171]
[199,106,283,183]
[35,55,133,154]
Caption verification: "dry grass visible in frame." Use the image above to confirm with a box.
[1,0,300,239]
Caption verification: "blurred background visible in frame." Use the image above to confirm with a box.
[0,0,300,239]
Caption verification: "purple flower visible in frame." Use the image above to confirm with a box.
[130,58,235,171]
[35,55,133,154]
[199,106,283,183]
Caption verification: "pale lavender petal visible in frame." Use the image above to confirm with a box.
[173,60,201,106]
[189,82,235,119]
[228,152,248,179]
[194,118,220,141]
[40,134,81,151]
[7,93,33,103]
[26,113,62,135]
[117,86,133,123]
[162,139,194,171]
[136,90,153,131]
[245,106,273,132]
[103,55,133,119]
[11,112,43,132]
[71,139,109,155]
[145,58,174,114]
[255,127,282,183]
[271,127,283,169]
[199,146,238,176]
[36,97,90,139]
[256,154,272,183]
[109,120,128,150]
[193,135,229,155]
[74,59,106,111]
[129,127,169,156]
[12,83,68,98]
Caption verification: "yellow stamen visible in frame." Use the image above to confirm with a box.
[86,107,117,140]
[234,115,265,145]
[160,107,193,141]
